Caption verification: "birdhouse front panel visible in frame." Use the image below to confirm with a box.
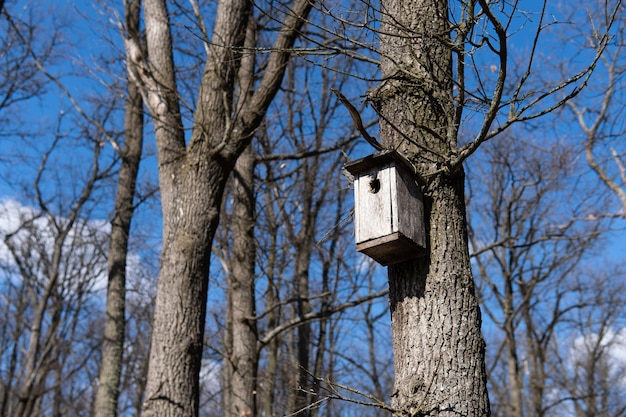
[345,151,426,266]
[353,162,396,242]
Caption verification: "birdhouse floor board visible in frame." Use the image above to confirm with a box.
[356,232,425,266]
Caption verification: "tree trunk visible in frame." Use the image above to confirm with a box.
[505,278,525,417]
[291,155,319,417]
[127,0,313,415]
[138,1,239,415]
[373,0,490,415]
[223,15,259,416]
[94,1,143,415]
[293,250,312,416]
[224,145,258,417]
[386,175,489,417]
[259,172,281,417]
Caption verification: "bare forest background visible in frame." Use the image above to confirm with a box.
[0,0,625,417]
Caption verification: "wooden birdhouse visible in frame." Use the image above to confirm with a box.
[344,150,426,266]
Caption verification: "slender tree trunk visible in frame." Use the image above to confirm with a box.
[293,256,312,416]
[504,272,524,417]
[261,286,280,417]
[223,16,259,416]
[0,323,19,416]
[373,0,490,415]
[310,172,345,417]
[94,2,143,416]
[260,178,281,417]
[14,227,75,417]
[291,155,318,417]
[522,302,547,417]
[224,145,258,417]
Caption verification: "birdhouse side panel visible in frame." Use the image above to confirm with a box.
[353,164,394,243]
[396,165,426,248]
[389,165,399,235]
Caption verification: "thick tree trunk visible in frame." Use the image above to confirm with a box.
[138,0,247,415]
[387,174,489,416]
[129,0,313,414]
[141,157,230,417]
[94,2,143,416]
[373,0,490,415]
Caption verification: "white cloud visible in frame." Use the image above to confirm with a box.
[0,197,39,265]
[570,327,626,386]
[0,197,110,293]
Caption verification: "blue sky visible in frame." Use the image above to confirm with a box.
[0,2,624,415]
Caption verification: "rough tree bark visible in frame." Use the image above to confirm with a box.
[223,15,258,417]
[371,0,490,415]
[94,1,143,415]
[124,0,313,415]
[224,145,257,417]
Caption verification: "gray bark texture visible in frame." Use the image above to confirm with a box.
[224,145,258,417]
[94,1,143,415]
[223,15,258,417]
[371,0,491,415]
[124,0,313,415]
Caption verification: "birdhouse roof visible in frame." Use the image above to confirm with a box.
[344,150,417,179]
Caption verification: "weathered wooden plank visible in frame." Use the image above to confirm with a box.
[356,232,426,266]
[354,161,393,242]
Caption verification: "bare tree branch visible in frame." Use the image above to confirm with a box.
[259,289,388,345]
